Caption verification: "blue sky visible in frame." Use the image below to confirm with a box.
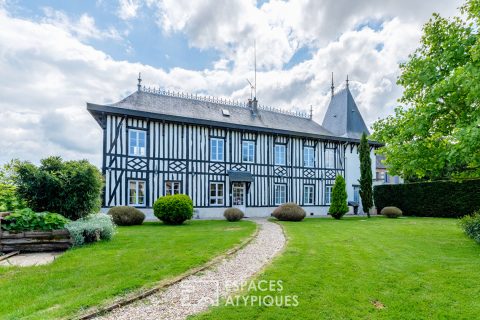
[0,0,461,166]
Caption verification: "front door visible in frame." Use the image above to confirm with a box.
[232,182,246,213]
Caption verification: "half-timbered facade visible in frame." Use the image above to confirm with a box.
[87,80,378,218]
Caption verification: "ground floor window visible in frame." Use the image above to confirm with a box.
[165,181,181,195]
[325,185,333,205]
[353,185,360,203]
[274,184,286,205]
[304,185,314,205]
[129,180,145,206]
[210,182,224,205]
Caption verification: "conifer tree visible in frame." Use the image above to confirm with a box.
[329,175,348,220]
[359,132,373,217]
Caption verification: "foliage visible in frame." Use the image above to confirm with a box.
[65,214,116,246]
[459,210,480,244]
[380,206,403,218]
[195,218,480,320]
[223,208,244,222]
[0,208,69,232]
[328,175,349,219]
[108,206,145,226]
[272,203,306,221]
[359,133,373,217]
[153,194,193,225]
[372,0,480,181]
[14,156,103,220]
[0,160,25,211]
[0,221,255,319]
[373,179,480,217]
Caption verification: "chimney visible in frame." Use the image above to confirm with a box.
[249,97,258,117]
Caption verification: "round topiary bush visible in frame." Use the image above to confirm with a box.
[272,203,306,221]
[224,208,244,222]
[153,194,193,225]
[381,206,403,218]
[107,206,145,226]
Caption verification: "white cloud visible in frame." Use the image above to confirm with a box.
[117,0,142,20]
[0,0,462,167]
[42,7,122,41]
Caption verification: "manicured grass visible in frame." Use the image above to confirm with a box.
[195,217,480,319]
[0,220,255,320]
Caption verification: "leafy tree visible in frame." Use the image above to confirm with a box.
[372,0,480,181]
[14,156,103,220]
[0,160,25,211]
[329,175,349,220]
[359,133,373,217]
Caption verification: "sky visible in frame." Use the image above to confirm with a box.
[0,0,462,167]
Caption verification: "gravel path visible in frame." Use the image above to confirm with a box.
[96,218,285,320]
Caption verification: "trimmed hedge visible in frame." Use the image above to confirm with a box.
[381,206,402,218]
[374,179,480,218]
[108,206,145,226]
[272,203,306,221]
[224,208,244,222]
[153,194,193,225]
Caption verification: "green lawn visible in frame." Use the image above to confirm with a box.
[194,217,480,320]
[0,220,255,320]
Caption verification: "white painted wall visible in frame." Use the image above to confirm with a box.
[344,145,376,213]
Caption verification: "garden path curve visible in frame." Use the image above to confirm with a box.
[96,218,285,320]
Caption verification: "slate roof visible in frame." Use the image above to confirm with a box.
[228,170,254,182]
[87,87,381,145]
[321,86,370,139]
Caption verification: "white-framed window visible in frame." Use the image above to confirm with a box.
[274,184,286,205]
[325,185,333,205]
[128,180,145,206]
[325,148,335,168]
[242,140,255,163]
[304,185,314,205]
[209,182,224,205]
[129,129,146,156]
[210,138,224,162]
[353,185,360,203]
[165,181,181,195]
[304,146,315,167]
[274,144,286,165]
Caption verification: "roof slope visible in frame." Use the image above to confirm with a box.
[321,87,370,139]
[88,89,336,138]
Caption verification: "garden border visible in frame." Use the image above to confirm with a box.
[77,221,260,320]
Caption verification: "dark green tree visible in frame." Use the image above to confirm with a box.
[372,0,480,180]
[329,175,349,220]
[359,132,373,218]
[14,156,103,220]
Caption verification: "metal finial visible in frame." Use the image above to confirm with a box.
[310,105,313,119]
[137,72,142,91]
[331,72,334,97]
[346,74,349,88]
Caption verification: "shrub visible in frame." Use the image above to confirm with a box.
[153,194,193,225]
[14,156,103,220]
[459,211,480,244]
[0,208,69,232]
[224,208,244,222]
[329,175,349,219]
[108,206,145,226]
[381,206,403,218]
[272,203,306,221]
[374,179,480,217]
[66,214,116,246]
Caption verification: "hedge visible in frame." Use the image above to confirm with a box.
[373,179,480,218]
